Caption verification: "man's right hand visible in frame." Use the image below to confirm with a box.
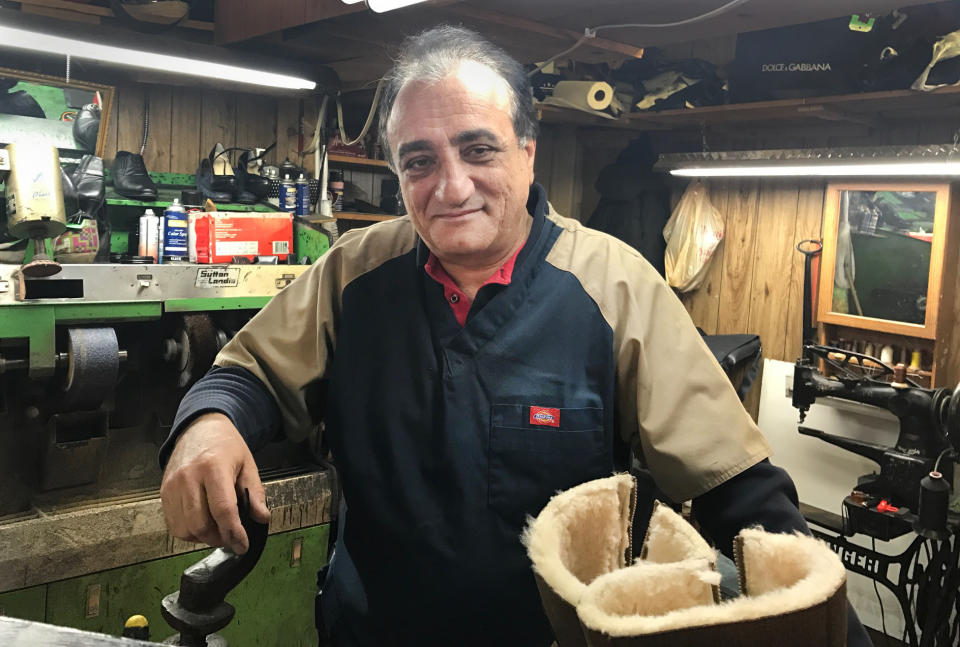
[160,413,271,554]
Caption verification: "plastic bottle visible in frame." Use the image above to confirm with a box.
[138,208,159,262]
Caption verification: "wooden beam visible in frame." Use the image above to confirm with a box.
[17,0,214,31]
[447,5,644,60]
[215,0,365,45]
[20,3,100,24]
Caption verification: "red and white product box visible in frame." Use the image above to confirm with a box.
[189,212,294,264]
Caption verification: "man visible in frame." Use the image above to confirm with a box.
[160,26,872,647]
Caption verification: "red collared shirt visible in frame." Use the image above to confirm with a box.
[423,247,521,326]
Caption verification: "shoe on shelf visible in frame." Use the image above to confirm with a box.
[73,103,101,154]
[208,143,237,196]
[236,145,274,201]
[196,157,233,203]
[72,154,105,217]
[112,151,158,200]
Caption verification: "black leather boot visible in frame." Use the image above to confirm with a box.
[73,103,101,153]
[72,155,105,217]
[112,151,158,200]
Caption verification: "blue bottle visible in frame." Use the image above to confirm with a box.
[162,198,188,262]
[295,173,310,216]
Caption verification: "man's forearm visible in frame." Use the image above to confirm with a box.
[692,459,873,647]
[158,365,281,468]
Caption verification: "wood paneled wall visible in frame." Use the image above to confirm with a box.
[101,82,316,176]
[675,180,825,415]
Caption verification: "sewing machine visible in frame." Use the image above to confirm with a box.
[792,344,960,646]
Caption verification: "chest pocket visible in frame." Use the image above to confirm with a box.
[488,404,610,527]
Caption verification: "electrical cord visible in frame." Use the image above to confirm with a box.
[139,93,150,156]
[933,448,952,474]
[591,0,754,31]
[336,80,383,147]
[528,0,754,75]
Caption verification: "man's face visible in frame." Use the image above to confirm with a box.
[386,62,537,268]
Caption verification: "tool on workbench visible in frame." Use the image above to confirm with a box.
[2,143,67,277]
[161,489,269,647]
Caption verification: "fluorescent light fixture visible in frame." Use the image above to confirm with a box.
[340,0,429,9]
[658,145,960,178]
[0,25,316,90]
[672,162,960,177]
[368,0,429,12]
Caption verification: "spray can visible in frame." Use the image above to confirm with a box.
[138,208,159,262]
[162,199,188,262]
[329,169,344,212]
[295,173,310,217]
[279,174,296,213]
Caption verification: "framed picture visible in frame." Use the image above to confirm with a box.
[818,182,951,339]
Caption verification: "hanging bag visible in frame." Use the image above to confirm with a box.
[663,181,725,292]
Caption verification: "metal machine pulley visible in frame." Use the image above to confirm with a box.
[162,314,227,388]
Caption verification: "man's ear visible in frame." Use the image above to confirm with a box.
[523,138,537,184]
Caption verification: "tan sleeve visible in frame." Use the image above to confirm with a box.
[545,212,770,502]
[215,217,417,442]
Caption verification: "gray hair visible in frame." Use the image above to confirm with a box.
[377,25,539,168]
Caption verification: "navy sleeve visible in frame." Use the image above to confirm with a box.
[692,459,873,647]
[158,365,281,468]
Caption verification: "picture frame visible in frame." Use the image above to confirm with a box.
[817,182,951,340]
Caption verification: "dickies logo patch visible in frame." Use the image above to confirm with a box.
[530,406,560,427]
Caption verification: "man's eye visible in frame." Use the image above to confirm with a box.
[404,157,433,171]
[465,146,496,160]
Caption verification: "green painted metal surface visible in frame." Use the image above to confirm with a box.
[53,302,161,324]
[0,304,56,377]
[110,230,130,255]
[43,524,329,646]
[0,302,161,376]
[0,584,46,622]
[294,221,330,264]
[165,296,272,312]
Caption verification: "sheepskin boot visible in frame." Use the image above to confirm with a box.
[526,475,847,647]
[576,526,847,647]
[524,476,718,647]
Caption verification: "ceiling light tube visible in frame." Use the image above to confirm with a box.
[367,0,429,13]
[0,25,316,90]
[671,162,960,177]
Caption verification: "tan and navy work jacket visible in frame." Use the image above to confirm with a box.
[171,183,770,646]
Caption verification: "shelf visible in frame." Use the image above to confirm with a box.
[328,154,392,170]
[104,171,277,213]
[537,84,960,132]
[334,212,398,222]
[106,194,276,213]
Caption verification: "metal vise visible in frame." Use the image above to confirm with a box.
[161,491,269,647]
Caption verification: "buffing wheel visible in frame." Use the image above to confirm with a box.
[176,314,219,388]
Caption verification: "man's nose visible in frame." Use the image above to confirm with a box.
[434,158,474,206]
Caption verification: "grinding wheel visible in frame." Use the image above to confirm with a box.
[63,327,120,409]
[177,314,218,388]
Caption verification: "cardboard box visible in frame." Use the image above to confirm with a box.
[189,212,293,264]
